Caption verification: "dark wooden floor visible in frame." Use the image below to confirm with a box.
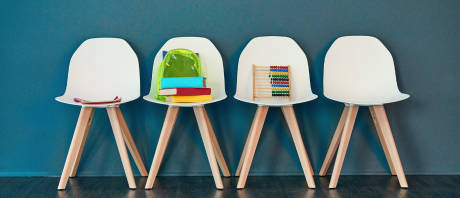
[0,175,459,198]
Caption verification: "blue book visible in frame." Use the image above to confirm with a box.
[160,77,206,89]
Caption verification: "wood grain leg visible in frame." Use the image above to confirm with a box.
[145,106,180,189]
[372,105,408,188]
[107,107,136,189]
[319,106,349,176]
[194,106,224,189]
[281,106,316,188]
[329,105,359,188]
[70,108,95,177]
[58,107,94,189]
[369,106,396,175]
[116,107,148,177]
[202,106,231,177]
[235,107,259,176]
[237,106,269,189]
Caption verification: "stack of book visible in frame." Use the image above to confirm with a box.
[159,77,212,103]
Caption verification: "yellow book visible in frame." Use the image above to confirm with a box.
[165,95,212,103]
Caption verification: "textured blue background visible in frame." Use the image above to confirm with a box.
[1,1,459,176]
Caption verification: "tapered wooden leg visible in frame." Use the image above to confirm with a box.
[319,106,349,176]
[235,107,259,176]
[58,107,94,189]
[145,106,180,189]
[107,107,136,189]
[193,106,224,189]
[202,106,231,177]
[237,106,269,189]
[281,106,314,176]
[115,107,148,177]
[329,105,359,188]
[372,105,408,188]
[369,106,396,175]
[281,106,316,188]
[70,108,95,177]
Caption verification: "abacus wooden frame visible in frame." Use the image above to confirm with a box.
[252,64,291,102]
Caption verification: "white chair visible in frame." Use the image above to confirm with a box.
[143,37,230,189]
[234,36,317,189]
[56,38,147,189]
[319,36,409,188]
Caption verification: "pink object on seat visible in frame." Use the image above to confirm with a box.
[74,96,121,104]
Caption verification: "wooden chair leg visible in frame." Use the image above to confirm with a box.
[281,106,316,188]
[319,106,349,176]
[235,107,259,176]
[202,106,231,177]
[115,107,148,177]
[329,105,359,188]
[107,107,136,189]
[58,107,94,189]
[193,106,224,189]
[237,106,269,189]
[281,106,314,176]
[369,106,396,175]
[145,106,180,189]
[70,108,95,177]
[372,105,408,188]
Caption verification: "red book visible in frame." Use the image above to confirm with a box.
[159,88,211,96]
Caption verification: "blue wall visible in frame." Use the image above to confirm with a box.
[1,0,459,177]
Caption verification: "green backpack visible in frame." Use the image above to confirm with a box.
[156,49,202,101]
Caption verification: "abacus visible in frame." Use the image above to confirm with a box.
[253,64,291,102]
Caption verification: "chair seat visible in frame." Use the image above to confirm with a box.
[55,96,136,107]
[143,95,227,107]
[234,93,318,106]
[325,92,409,106]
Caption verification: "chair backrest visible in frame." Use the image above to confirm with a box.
[62,38,140,102]
[235,36,316,105]
[147,37,226,101]
[324,36,404,104]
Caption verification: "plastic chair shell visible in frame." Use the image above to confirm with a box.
[324,36,409,105]
[56,38,140,107]
[234,36,317,106]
